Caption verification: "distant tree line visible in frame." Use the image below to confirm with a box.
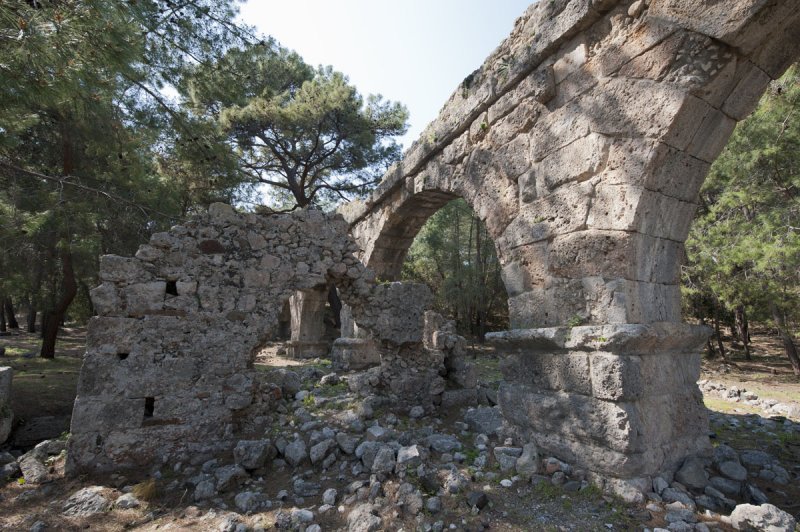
[683,65,800,376]
[401,199,508,341]
[0,0,406,356]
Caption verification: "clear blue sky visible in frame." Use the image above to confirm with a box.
[238,0,533,149]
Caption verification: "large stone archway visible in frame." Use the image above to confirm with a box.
[68,0,800,488]
[337,0,800,481]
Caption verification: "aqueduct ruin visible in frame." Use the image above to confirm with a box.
[68,0,800,489]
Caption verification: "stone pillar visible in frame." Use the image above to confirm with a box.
[286,287,330,359]
[0,367,13,444]
[488,323,712,482]
[330,304,380,371]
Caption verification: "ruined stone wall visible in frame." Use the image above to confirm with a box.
[343,0,800,328]
[67,205,430,474]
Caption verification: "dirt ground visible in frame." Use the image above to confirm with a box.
[0,326,798,531]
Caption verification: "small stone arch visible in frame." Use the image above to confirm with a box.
[66,205,433,474]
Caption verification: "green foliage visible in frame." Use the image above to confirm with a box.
[179,41,408,208]
[402,198,508,338]
[684,65,800,370]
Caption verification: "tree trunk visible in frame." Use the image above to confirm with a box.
[713,299,728,361]
[26,296,37,333]
[4,298,19,329]
[40,247,77,359]
[734,305,751,360]
[0,300,6,334]
[770,302,800,377]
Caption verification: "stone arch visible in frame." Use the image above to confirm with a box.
[66,205,432,474]
[345,0,800,331]
[67,0,800,491]
[335,0,800,485]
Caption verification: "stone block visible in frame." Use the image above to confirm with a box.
[684,107,736,163]
[99,255,153,283]
[500,351,592,395]
[90,283,123,316]
[548,230,682,284]
[331,338,380,371]
[588,183,698,241]
[589,353,643,401]
[528,133,611,193]
[600,138,710,203]
[498,383,645,455]
[124,281,166,316]
[500,181,592,248]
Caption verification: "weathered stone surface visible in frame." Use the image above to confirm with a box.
[68,0,800,487]
[63,486,111,517]
[347,503,382,532]
[675,457,709,490]
[19,454,48,484]
[234,440,275,470]
[284,439,308,468]
[730,503,797,532]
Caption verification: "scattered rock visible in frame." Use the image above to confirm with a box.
[234,439,275,470]
[675,457,709,490]
[284,439,308,467]
[719,460,748,482]
[63,486,111,517]
[19,455,48,484]
[114,492,141,509]
[234,491,268,513]
[347,503,382,532]
[467,490,489,510]
[464,406,503,435]
[730,503,796,532]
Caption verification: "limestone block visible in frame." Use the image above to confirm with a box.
[529,106,591,162]
[749,13,800,78]
[488,66,554,125]
[70,396,145,432]
[85,317,139,355]
[494,135,531,181]
[90,283,123,317]
[588,184,698,241]
[99,255,153,283]
[648,0,794,55]
[507,283,585,328]
[500,244,548,297]
[506,0,603,91]
[684,107,736,163]
[124,281,166,316]
[414,160,455,195]
[529,133,611,193]
[719,61,770,120]
[500,352,592,395]
[548,61,599,109]
[552,38,588,84]
[500,181,592,249]
[602,139,710,203]
[470,182,518,241]
[581,78,693,142]
[331,338,380,371]
[589,353,643,401]
[498,383,646,455]
[548,230,682,284]
[486,98,544,146]
[616,30,685,81]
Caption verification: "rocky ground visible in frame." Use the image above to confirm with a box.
[0,332,798,531]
